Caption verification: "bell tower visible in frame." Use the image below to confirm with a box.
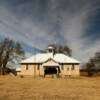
[47,45,55,54]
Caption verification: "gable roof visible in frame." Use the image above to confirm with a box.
[53,53,80,63]
[21,53,80,64]
[42,58,59,66]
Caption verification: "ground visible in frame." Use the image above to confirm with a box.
[0,76,100,100]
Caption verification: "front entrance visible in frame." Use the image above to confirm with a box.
[44,66,60,78]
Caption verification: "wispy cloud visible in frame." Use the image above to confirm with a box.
[0,0,100,62]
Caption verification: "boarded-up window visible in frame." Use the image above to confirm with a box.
[26,64,28,70]
[37,64,40,70]
[71,64,75,70]
[67,67,69,70]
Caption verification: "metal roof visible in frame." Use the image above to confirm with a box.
[21,53,80,64]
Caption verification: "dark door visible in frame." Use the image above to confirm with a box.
[44,66,57,75]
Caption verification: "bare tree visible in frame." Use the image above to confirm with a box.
[86,59,97,76]
[0,38,24,75]
[86,51,100,76]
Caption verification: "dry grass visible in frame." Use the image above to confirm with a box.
[0,76,100,100]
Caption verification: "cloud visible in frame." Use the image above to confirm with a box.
[0,0,100,63]
[60,0,100,62]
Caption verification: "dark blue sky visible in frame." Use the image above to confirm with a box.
[0,0,100,62]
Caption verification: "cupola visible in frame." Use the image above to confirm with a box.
[47,45,55,54]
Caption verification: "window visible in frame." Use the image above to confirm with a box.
[67,67,69,71]
[49,49,52,53]
[71,64,74,70]
[26,64,28,70]
[37,64,40,70]
[61,64,64,70]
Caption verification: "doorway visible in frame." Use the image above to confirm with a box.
[44,66,60,77]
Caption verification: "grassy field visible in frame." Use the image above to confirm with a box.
[0,76,100,100]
